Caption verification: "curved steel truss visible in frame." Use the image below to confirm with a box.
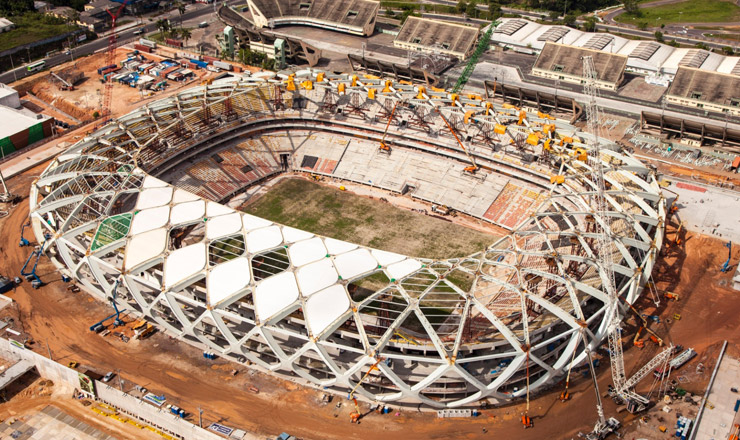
[29,72,665,408]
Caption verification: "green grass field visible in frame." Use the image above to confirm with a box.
[241,178,499,260]
[615,0,740,26]
[0,14,78,52]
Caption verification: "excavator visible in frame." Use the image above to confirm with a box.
[436,107,479,174]
[348,357,384,424]
[379,100,400,153]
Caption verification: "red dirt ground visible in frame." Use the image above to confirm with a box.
[0,163,738,440]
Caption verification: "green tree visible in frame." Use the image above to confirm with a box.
[385,7,394,18]
[563,13,577,27]
[582,16,596,32]
[637,21,648,30]
[548,10,560,21]
[457,0,466,13]
[654,30,664,42]
[695,42,708,50]
[176,1,185,27]
[722,46,734,55]
[623,0,639,14]
[465,1,478,18]
[180,27,191,47]
[489,2,502,20]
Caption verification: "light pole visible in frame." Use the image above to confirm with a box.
[9,54,17,82]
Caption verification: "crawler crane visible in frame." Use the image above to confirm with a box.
[347,357,384,423]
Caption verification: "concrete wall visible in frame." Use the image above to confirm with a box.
[0,338,251,440]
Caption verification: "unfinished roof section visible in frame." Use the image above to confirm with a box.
[533,42,627,85]
[679,49,710,69]
[537,26,570,43]
[247,0,379,36]
[394,17,479,60]
[667,67,740,107]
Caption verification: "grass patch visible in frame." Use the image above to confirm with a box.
[615,0,740,26]
[242,178,499,259]
[706,33,740,41]
[0,13,78,52]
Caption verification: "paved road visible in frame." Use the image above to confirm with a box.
[0,1,236,85]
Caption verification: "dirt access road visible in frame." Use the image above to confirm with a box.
[1,163,739,440]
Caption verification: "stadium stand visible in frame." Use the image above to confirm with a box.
[532,42,627,91]
[393,17,479,60]
[247,0,379,36]
[666,67,740,117]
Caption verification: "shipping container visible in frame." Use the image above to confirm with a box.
[212,61,233,71]
[165,38,183,48]
[97,64,117,75]
[134,44,153,53]
[189,59,208,69]
[202,55,220,64]
[138,38,157,49]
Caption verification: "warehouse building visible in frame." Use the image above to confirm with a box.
[393,17,479,61]
[0,84,53,157]
[532,42,627,91]
[666,67,740,116]
[492,18,740,80]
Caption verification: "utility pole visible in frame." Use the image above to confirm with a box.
[198,406,203,427]
[46,339,52,360]
[9,54,17,82]
[118,369,123,391]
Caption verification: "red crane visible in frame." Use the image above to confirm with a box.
[101,0,129,123]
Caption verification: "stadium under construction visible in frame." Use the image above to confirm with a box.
[26,71,667,409]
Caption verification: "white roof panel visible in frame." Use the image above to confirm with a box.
[206,212,243,240]
[254,271,299,321]
[130,205,170,235]
[242,213,273,231]
[170,200,205,225]
[305,285,350,336]
[246,225,283,253]
[334,249,377,279]
[142,176,169,188]
[164,242,206,288]
[324,237,357,255]
[208,257,251,305]
[296,258,338,296]
[371,249,405,266]
[124,227,167,271]
[282,226,314,243]
[387,258,422,280]
[288,237,326,267]
[172,188,200,203]
[136,187,173,210]
[206,201,234,217]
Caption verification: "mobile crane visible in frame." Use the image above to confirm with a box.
[436,107,479,174]
[581,56,674,438]
[347,357,384,423]
[379,100,400,153]
[720,241,732,272]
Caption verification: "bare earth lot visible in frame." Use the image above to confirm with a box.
[241,177,500,259]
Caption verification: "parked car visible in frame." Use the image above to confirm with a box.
[102,371,115,382]
[133,28,145,35]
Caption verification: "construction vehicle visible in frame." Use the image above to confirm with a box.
[20,236,49,289]
[720,241,732,272]
[431,204,454,216]
[436,107,479,174]
[0,168,15,203]
[51,71,75,91]
[347,357,384,423]
[728,423,739,440]
[379,100,400,153]
[663,292,679,301]
[19,222,30,247]
[90,278,126,332]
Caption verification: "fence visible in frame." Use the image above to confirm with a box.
[0,337,249,440]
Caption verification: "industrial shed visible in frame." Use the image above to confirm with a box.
[532,42,627,91]
[247,0,379,36]
[393,17,479,60]
[666,67,740,116]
